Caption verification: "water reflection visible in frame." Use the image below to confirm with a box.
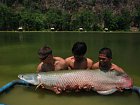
[19,32,23,42]
[0,32,140,105]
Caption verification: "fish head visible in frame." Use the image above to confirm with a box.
[18,73,39,85]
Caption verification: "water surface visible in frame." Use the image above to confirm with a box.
[0,32,140,105]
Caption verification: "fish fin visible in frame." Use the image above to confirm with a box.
[132,86,140,96]
[35,83,42,90]
[97,89,117,95]
[51,86,62,94]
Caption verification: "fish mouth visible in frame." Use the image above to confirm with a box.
[18,74,22,78]
[18,73,39,85]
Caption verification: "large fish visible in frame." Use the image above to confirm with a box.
[18,69,133,95]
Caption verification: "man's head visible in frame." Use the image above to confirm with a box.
[99,47,112,59]
[98,47,112,70]
[72,42,87,60]
[38,45,52,61]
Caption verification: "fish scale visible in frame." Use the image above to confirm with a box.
[37,70,131,90]
[18,69,132,94]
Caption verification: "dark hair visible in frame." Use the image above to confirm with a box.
[99,47,112,59]
[72,42,87,56]
[38,45,52,59]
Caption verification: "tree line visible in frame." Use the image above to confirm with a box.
[0,0,140,31]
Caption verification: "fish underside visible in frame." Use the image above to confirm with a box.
[18,69,133,95]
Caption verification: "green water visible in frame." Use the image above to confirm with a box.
[0,32,140,105]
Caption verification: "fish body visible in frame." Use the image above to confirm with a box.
[18,69,132,95]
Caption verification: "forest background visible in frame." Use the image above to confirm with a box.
[0,0,140,31]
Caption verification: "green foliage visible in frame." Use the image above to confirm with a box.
[102,8,131,31]
[133,7,140,28]
[43,9,71,31]
[0,0,139,31]
[103,9,114,29]
[60,11,71,31]
[0,4,10,30]
[71,9,99,31]
[0,3,19,30]
[19,10,45,31]
[44,9,62,30]
[115,9,131,30]
[64,0,80,12]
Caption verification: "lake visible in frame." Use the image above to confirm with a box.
[0,32,140,105]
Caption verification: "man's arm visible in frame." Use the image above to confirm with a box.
[87,58,93,69]
[92,62,99,70]
[65,57,72,70]
[111,64,125,73]
[37,62,43,72]
[54,57,68,70]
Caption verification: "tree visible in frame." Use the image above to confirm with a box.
[19,10,45,31]
[70,9,99,31]
[115,9,131,30]
[60,11,71,31]
[44,9,63,30]
[103,9,114,30]
[0,3,23,31]
[133,7,140,28]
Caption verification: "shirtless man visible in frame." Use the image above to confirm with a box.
[92,47,124,73]
[65,42,93,70]
[37,45,67,72]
